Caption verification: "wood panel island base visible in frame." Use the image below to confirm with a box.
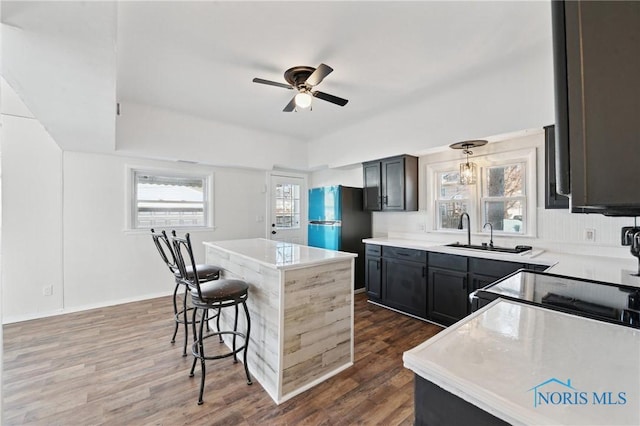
[204,238,356,404]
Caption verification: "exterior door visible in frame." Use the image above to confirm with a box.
[269,173,307,244]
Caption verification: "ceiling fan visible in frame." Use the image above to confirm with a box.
[252,63,348,112]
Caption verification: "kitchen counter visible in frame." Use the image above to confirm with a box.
[207,237,356,270]
[204,238,356,404]
[403,299,640,425]
[363,237,640,288]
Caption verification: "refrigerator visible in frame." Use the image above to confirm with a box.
[308,185,372,290]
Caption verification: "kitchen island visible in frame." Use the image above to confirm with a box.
[204,238,356,404]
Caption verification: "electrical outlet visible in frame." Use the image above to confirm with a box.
[43,285,53,296]
[584,228,596,242]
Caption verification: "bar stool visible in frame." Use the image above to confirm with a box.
[150,228,222,356]
[171,231,252,405]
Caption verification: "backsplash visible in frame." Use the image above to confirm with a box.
[372,208,637,258]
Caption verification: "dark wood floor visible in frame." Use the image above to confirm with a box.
[3,292,442,425]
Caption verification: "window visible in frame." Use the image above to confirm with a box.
[131,170,211,229]
[274,183,301,229]
[436,171,471,230]
[482,163,526,233]
[430,148,536,236]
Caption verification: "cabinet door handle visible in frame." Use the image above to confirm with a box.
[376,260,380,270]
[383,195,389,205]
[422,266,426,277]
[462,277,467,290]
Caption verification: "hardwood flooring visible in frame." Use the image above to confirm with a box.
[3,293,442,425]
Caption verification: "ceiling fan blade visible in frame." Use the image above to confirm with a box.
[283,96,297,112]
[313,91,348,107]
[252,78,293,90]
[305,63,333,87]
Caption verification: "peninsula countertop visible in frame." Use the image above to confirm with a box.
[403,299,640,425]
[204,238,356,270]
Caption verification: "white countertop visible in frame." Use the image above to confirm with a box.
[204,238,356,270]
[363,237,640,288]
[403,299,640,425]
[363,237,551,264]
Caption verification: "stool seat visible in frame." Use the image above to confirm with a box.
[176,264,222,282]
[193,279,249,304]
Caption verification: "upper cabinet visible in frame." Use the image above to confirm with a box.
[363,155,418,211]
[552,1,640,215]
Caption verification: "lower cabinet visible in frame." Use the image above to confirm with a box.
[365,244,383,300]
[365,244,428,319]
[384,257,427,318]
[428,267,468,326]
[364,243,543,326]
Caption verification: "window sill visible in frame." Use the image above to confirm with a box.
[123,226,216,236]
[426,229,536,239]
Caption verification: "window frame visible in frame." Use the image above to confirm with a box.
[125,165,214,233]
[426,147,537,238]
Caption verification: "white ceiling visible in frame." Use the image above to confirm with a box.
[1,1,553,163]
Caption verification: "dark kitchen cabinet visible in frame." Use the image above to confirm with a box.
[382,246,427,318]
[362,155,418,212]
[365,245,382,300]
[552,1,640,214]
[364,244,427,319]
[428,252,468,326]
[428,267,468,326]
[363,244,546,326]
[544,125,569,209]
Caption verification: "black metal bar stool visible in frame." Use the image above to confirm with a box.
[151,228,222,356]
[171,231,252,405]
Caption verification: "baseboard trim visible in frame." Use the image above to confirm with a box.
[2,290,174,325]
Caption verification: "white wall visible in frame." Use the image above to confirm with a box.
[116,102,308,171]
[1,108,64,320]
[1,89,269,322]
[1,1,117,153]
[309,164,363,188]
[61,152,268,313]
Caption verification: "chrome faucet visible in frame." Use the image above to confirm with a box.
[458,212,471,246]
[483,222,494,248]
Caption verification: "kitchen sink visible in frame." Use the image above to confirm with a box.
[446,242,532,254]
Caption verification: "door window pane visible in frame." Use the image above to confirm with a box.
[275,183,301,229]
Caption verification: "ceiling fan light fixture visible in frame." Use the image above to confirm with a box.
[294,91,313,110]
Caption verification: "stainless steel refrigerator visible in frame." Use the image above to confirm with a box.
[308,185,372,290]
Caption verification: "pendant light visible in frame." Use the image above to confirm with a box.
[449,140,488,185]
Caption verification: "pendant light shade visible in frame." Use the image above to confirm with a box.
[449,140,488,185]
[459,160,477,185]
